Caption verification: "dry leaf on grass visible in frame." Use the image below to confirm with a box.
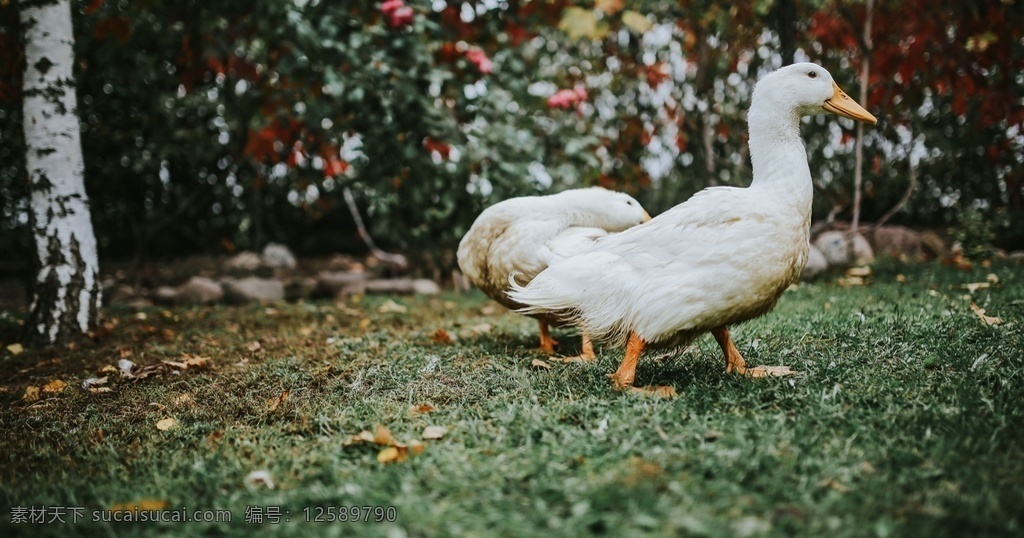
[6,343,23,356]
[266,390,289,412]
[422,426,447,440]
[409,404,436,415]
[970,303,1003,326]
[377,299,407,314]
[246,341,262,352]
[109,499,169,512]
[156,418,178,431]
[42,380,67,394]
[343,430,376,446]
[963,282,991,293]
[846,266,873,277]
[22,386,40,403]
[531,358,552,370]
[431,328,455,345]
[244,470,276,489]
[377,446,404,464]
[163,353,211,371]
[373,424,396,445]
[82,377,108,389]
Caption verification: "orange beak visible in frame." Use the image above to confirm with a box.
[823,82,877,124]
[642,210,652,222]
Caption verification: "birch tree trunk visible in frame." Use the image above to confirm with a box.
[850,0,874,233]
[20,0,100,346]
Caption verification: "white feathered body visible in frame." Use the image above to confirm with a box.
[457,188,648,325]
[508,182,810,347]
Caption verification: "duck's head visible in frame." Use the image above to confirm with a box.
[753,62,877,125]
[572,187,651,230]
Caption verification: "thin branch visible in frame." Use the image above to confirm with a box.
[342,186,408,268]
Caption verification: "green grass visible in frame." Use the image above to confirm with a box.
[1,260,1022,537]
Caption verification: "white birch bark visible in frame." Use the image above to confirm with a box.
[20,0,100,346]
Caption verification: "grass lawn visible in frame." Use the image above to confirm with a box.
[1,260,1022,537]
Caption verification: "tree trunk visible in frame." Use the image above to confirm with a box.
[20,0,100,347]
[850,0,873,233]
[775,0,796,66]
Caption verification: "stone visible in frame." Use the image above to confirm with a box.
[919,230,948,259]
[850,234,875,265]
[224,251,263,273]
[176,276,224,304]
[285,277,318,301]
[868,225,923,260]
[1008,251,1024,265]
[800,244,829,279]
[222,277,285,303]
[813,231,850,267]
[315,271,369,296]
[412,278,441,295]
[153,286,180,304]
[262,243,297,269]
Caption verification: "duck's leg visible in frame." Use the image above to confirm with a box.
[538,321,558,354]
[558,331,597,363]
[711,326,796,378]
[609,333,677,397]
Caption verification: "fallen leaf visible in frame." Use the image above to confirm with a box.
[896,274,907,283]
[408,439,426,455]
[118,348,133,358]
[422,425,447,440]
[244,470,275,489]
[82,377,108,390]
[149,402,166,411]
[846,266,872,277]
[343,430,376,446]
[246,341,262,352]
[377,446,405,464]
[470,323,492,334]
[970,303,1003,326]
[703,430,725,442]
[42,380,68,394]
[299,326,313,337]
[100,364,118,374]
[134,312,148,321]
[818,478,850,493]
[109,499,168,511]
[117,359,135,377]
[87,387,113,394]
[963,282,991,293]
[358,318,372,330]
[377,299,407,314]
[156,418,178,431]
[480,305,497,316]
[431,328,455,345]
[628,385,679,398]
[531,358,552,370]
[987,273,1000,284]
[173,393,195,407]
[266,390,289,412]
[409,403,436,415]
[6,343,23,355]
[22,386,40,403]
[373,424,396,446]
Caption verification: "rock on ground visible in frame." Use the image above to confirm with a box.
[851,234,875,265]
[262,243,297,269]
[814,231,850,267]
[222,277,285,303]
[801,244,829,279]
[868,225,923,260]
[176,276,224,304]
[224,252,263,273]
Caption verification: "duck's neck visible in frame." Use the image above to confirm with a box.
[747,107,814,217]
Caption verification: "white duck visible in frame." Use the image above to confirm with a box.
[457,187,650,359]
[508,63,877,391]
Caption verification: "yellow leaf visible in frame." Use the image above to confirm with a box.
[377,446,405,464]
[266,390,289,412]
[246,341,262,352]
[358,318,372,330]
[531,358,551,370]
[594,0,624,15]
[986,273,1000,284]
[970,303,1003,326]
[42,380,67,394]
[409,403,436,415]
[846,266,872,277]
[344,430,376,445]
[6,343,23,355]
[156,418,178,431]
[373,424,396,446]
[558,7,608,40]
[621,10,652,33]
[22,386,40,403]
[422,425,447,440]
[377,299,407,314]
[109,499,169,512]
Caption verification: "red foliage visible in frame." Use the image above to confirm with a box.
[93,17,131,43]
[382,0,414,29]
[465,47,493,75]
[423,137,452,160]
[85,0,105,15]
[547,87,588,110]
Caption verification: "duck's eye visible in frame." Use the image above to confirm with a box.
[807,71,818,79]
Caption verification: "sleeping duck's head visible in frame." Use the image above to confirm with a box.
[752,62,877,125]
[565,187,651,230]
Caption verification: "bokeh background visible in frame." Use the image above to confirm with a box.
[1,0,1021,273]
